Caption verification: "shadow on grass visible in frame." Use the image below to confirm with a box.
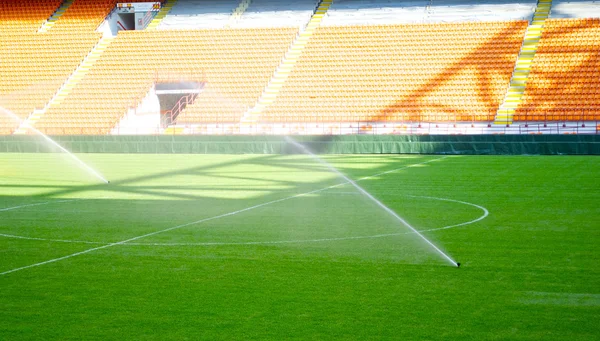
[1,154,439,202]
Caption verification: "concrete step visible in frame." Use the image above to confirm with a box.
[520,48,536,53]
[267,82,283,89]
[279,64,295,71]
[515,67,531,72]
[259,98,274,105]
[505,98,523,103]
[495,112,514,116]
[515,61,532,67]
[290,45,306,51]
[262,93,278,100]
[265,89,281,95]
[270,78,286,84]
[521,47,537,52]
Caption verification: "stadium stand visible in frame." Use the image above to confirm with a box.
[0,0,158,134]
[35,28,297,134]
[0,0,62,34]
[2,0,600,135]
[515,18,600,121]
[494,0,551,124]
[260,21,528,123]
[48,0,117,32]
[0,0,60,133]
[0,32,101,134]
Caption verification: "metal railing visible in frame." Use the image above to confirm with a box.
[161,93,198,128]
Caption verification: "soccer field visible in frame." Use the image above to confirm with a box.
[1,153,599,340]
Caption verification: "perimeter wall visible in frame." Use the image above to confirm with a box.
[0,135,599,155]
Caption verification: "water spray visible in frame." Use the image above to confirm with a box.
[1,106,109,184]
[284,136,459,267]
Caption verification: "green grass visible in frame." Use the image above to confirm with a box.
[1,153,599,340]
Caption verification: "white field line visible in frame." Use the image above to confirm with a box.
[0,193,489,247]
[0,199,79,212]
[125,195,489,246]
[0,191,489,246]
[0,232,103,245]
[0,157,446,276]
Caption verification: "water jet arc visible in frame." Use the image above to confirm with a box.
[1,106,109,184]
[284,136,459,267]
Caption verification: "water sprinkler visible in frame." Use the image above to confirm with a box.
[284,136,460,268]
[456,262,461,268]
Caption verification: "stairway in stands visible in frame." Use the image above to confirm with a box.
[227,0,251,27]
[242,0,333,122]
[14,37,114,134]
[38,0,73,33]
[495,0,552,125]
[146,0,178,30]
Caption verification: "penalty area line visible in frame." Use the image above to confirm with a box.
[0,156,446,276]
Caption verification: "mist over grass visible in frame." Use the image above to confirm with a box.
[1,154,599,340]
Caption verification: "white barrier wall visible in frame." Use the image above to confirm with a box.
[112,87,161,135]
[235,0,316,28]
[427,0,536,22]
[156,0,540,29]
[321,0,537,25]
[322,0,429,25]
[550,0,600,18]
[159,0,239,29]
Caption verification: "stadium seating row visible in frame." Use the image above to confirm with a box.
[35,27,298,133]
[2,0,600,134]
[0,0,62,33]
[516,19,600,119]
[261,21,527,123]
[0,0,169,133]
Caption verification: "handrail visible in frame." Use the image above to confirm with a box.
[163,93,198,126]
